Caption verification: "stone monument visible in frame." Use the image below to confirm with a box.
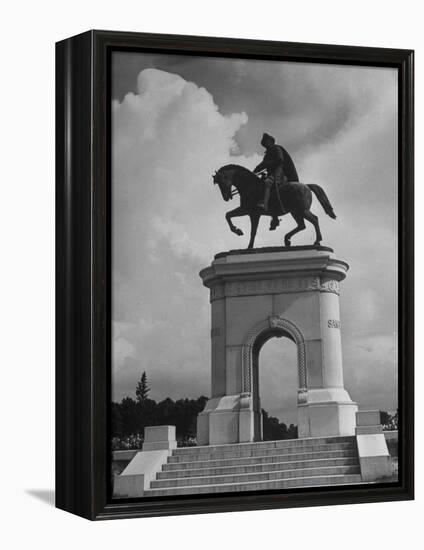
[197,245,358,446]
[113,245,392,496]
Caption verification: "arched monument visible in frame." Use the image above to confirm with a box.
[197,245,358,446]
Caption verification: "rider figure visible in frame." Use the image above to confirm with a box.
[253,133,299,225]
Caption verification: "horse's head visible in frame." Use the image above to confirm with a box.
[212,168,234,202]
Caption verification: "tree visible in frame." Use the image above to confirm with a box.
[380,410,390,426]
[392,409,399,430]
[261,409,298,441]
[118,396,139,436]
[135,371,150,404]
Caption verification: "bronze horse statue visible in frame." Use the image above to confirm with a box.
[213,164,336,249]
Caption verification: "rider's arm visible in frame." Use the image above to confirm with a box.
[253,159,267,173]
[254,152,274,173]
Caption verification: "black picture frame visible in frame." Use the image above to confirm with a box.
[56,30,414,520]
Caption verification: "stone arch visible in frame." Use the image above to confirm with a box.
[241,315,307,398]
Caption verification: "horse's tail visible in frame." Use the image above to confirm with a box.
[308,184,337,219]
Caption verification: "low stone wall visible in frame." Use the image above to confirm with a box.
[113,449,138,462]
[112,450,138,476]
[113,426,177,498]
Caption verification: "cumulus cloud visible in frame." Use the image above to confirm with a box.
[112,68,257,401]
[113,329,136,371]
[112,60,398,418]
[113,53,397,157]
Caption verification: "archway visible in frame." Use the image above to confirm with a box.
[241,316,307,442]
[253,334,298,441]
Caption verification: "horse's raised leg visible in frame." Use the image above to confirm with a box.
[226,206,246,236]
[303,210,322,245]
[284,212,305,246]
[269,216,280,231]
[247,214,260,249]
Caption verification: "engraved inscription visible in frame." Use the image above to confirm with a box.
[225,276,320,298]
[328,319,341,329]
[209,276,340,300]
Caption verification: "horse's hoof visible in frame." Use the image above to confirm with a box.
[314,240,321,246]
[269,218,280,231]
[235,228,243,236]
[284,240,291,247]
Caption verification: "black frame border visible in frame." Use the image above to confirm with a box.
[56,30,414,520]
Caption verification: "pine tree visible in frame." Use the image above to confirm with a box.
[135,371,150,404]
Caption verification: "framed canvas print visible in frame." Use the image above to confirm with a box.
[56,30,414,520]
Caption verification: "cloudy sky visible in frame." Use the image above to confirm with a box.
[111,52,398,423]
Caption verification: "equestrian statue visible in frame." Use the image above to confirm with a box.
[212,133,336,249]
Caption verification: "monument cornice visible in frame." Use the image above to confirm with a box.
[214,245,336,260]
[200,248,349,296]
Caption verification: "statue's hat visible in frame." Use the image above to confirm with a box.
[261,133,275,146]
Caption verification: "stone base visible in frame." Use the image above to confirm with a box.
[198,389,358,444]
[197,394,260,445]
[356,434,392,481]
[142,425,177,451]
[298,388,358,438]
[354,411,392,481]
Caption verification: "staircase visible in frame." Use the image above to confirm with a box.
[145,436,362,496]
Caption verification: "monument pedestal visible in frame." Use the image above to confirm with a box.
[197,246,357,446]
[297,388,358,438]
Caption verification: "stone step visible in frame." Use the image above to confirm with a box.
[152,464,360,489]
[146,474,363,497]
[173,436,355,456]
[157,456,359,479]
[167,443,357,463]
[164,449,357,471]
